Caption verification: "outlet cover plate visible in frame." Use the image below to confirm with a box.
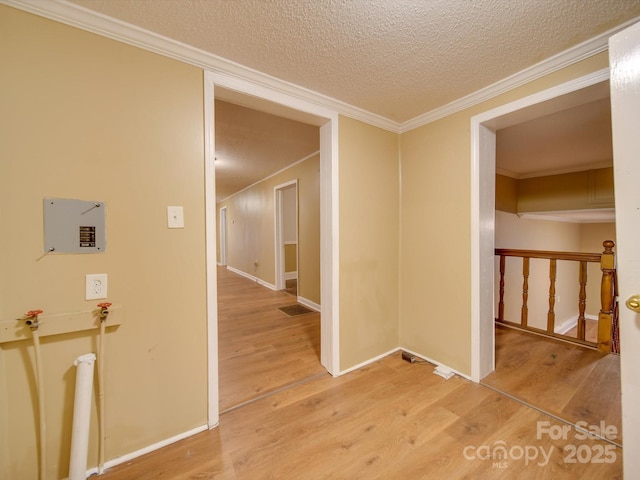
[86,273,108,300]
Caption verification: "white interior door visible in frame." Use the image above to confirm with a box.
[609,20,640,477]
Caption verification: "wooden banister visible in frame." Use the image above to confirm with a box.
[577,261,587,341]
[547,259,556,334]
[598,240,616,353]
[522,257,529,327]
[494,249,601,262]
[495,240,618,353]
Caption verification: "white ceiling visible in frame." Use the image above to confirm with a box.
[69,0,640,123]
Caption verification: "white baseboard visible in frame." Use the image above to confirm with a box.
[338,347,401,376]
[401,347,472,381]
[297,296,321,312]
[554,314,598,334]
[85,424,208,477]
[284,271,298,280]
[337,346,471,381]
[226,266,277,290]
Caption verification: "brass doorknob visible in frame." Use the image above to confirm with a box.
[626,295,640,313]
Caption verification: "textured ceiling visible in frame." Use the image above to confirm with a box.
[69,0,640,123]
[215,100,319,202]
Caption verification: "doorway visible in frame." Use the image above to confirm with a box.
[275,180,298,296]
[471,68,611,380]
[471,68,622,441]
[204,70,340,427]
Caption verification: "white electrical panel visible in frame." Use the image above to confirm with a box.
[43,198,106,253]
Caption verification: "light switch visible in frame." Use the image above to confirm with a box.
[167,206,184,228]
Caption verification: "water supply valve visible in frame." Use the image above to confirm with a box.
[97,302,112,322]
[21,309,43,329]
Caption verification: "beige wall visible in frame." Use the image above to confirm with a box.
[497,168,614,214]
[1,7,207,479]
[285,244,297,273]
[518,168,614,212]
[216,154,320,304]
[338,117,400,369]
[495,174,518,213]
[400,52,610,375]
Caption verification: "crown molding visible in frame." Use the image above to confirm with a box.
[3,1,638,135]
[399,16,640,133]
[2,0,400,133]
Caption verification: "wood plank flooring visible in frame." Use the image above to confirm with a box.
[565,318,597,343]
[217,267,325,412]
[98,351,621,479]
[482,324,622,444]
[96,272,621,478]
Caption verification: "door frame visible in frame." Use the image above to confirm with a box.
[274,180,298,291]
[219,206,227,266]
[609,21,640,476]
[204,70,340,428]
[470,68,610,382]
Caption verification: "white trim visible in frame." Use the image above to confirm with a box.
[297,296,321,312]
[554,314,598,335]
[86,424,208,477]
[470,69,610,383]
[284,271,297,281]
[470,69,610,127]
[5,1,638,135]
[274,179,298,291]
[2,0,397,133]
[400,19,638,133]
[338,348,401,376]
[226,265,277,291]
[517,209,616,224]
[208,71,339,377]
[204,72,219,429]
[401,348,472,381]
[320,119,340,375]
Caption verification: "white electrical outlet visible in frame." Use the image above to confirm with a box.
[86,274,108,300]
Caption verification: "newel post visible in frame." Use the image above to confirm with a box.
[598,240,616,353]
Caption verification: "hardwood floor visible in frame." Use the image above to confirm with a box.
[99,351,621,479]
[284,278,297,296]
[565,318,597,343]
[482,324,622,444]
[96,273,621,478]
[217,267,325,411]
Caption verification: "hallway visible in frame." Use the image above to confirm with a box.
[217,266,325,411]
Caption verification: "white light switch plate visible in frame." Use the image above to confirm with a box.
[86,273,108,300]
[167,206,184,228]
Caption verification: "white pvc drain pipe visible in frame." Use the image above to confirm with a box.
[68,353,96,480]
